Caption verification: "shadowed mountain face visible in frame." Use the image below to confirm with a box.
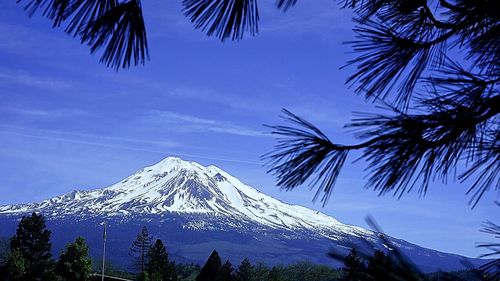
[0,157,487,272]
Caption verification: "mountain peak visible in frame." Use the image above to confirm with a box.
[144,156,205,172]
[0,156,365,238]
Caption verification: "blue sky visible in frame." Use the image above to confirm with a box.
[0,1,497,258]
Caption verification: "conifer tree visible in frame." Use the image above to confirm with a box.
[9,212,54,280]
[343,248,366,281]
[55,237,93,281]
[130,226,153,273]
[146,239,177,281]
[366,250,393,281]
[196,250,222,281]
[218,260,235,281]
[235,258,254,281]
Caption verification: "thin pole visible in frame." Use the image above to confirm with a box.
[102,222,107,281]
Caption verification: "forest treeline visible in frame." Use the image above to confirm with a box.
[0,213,490,281]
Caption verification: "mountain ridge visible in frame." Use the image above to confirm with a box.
[0,157,371,239]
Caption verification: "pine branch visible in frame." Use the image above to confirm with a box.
[266,93,499,205]
[263,109,350,206]
[17,0,148,70]
[82,0,149,70]
[182,0,259,41]
[345,19,447,108]
[477,221,500,279]
[275,0,297,12]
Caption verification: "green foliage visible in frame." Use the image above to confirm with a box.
[267,267,282,281]
[250,262,268,281]
[146,239,177,281]
[8,212,54,280]
[130,226,154,272]
[55,236,93,281]
[235,258,254,281]
[5,249,27,281]
[0,237,9,265]
[196,250,222,281]
[139,271,151,281]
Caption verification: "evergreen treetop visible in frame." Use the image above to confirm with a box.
[8,212,53,280]
[55,236,93,281]
[196,250,222,281]
[235,258,254,281]
[146,239,177,281]
[130,226,154,273]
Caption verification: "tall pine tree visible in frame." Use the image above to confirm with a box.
[367,250,393,281]
[130,226,153,273]
[235,258,253,281]
[343,248,366,281]
[218,260,235,281]
[8,212,53,280]
[146,239,177,281]
[55,237,93,281]
[196,250,222,281]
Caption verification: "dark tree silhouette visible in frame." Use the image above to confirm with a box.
[366,250,393,281]
[235,258,254,281]
[130,226,154,273]
[146,239,177,281]
[196,250,222,281]
[218,260,236,281]
[8,212,54,280]
[342,248,367,281]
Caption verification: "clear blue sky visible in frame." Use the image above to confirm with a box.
[0,1,497,258]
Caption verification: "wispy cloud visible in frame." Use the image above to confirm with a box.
[143,110,267,137]
[0,126,263,166]
[0,126,178,150]
[0,70,73,90]
[2,107,87,118]
[0,21,75,59]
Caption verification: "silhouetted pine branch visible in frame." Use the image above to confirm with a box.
[477,209,500,280]
[275,0,298,12]
[340,0,500,109]
[266,1,499,207]
[82,0,148,70]
[17,0,148,70]
[263,109,349,206]
[266,85,498,206]
[182,0,259,41]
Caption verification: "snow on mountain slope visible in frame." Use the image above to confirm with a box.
[0,157,371,239]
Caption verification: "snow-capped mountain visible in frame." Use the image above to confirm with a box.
[0,157,487,272]
[0,157,370,239]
